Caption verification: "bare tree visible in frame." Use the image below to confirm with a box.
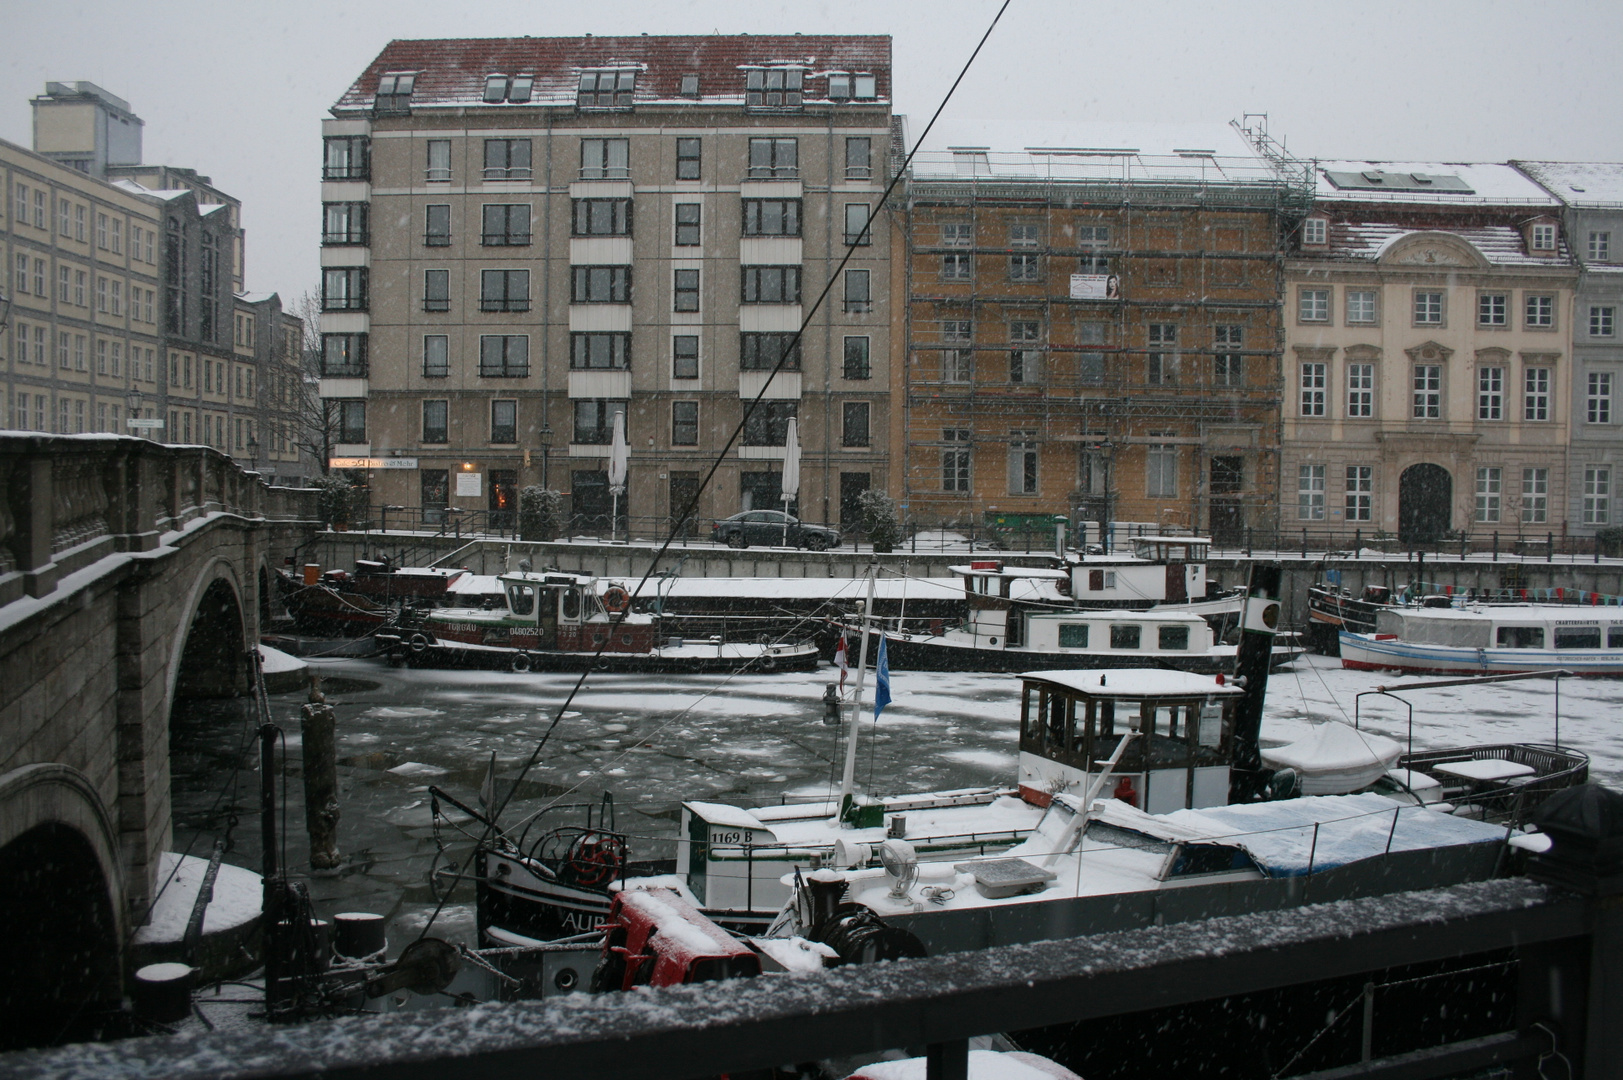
[291,290,340,475]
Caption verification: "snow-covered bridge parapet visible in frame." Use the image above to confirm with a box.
[1,877,1610,1079]
[0,435,319,1037]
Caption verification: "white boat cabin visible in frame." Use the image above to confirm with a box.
[1024,610,1216,656]
[1373,605,1623,651]
[1017,669,1244,814]
[1068,535,1210,607]
[952,561,1072,647]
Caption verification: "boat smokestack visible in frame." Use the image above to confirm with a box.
[1229,562,1283,803]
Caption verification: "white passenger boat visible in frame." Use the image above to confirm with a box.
[1339,603,1623,677]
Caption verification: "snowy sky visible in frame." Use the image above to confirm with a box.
[4,0,1619,300]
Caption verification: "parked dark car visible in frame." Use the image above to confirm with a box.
[711,511,840,550]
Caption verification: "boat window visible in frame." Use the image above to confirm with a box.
[507,584,535,616]
[1168,843,1254,877]
[1158,625,1190,650]
[1496,626,1544,649]
[562,588,582,621]
[1021,686,1041,745]
[1098,700,1115,737]
[1110,624,1141,649]
[1046,691,1072,752]
[1554,626,1601,650]
[1611,627,1623,649]
[1089,569,1104,591]
[1058,623,1089,648]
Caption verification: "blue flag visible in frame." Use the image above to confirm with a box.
[873,633,892,720]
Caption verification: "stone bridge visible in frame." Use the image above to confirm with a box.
[0,435,317,1042]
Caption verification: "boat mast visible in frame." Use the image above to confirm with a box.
[838,567,878,811]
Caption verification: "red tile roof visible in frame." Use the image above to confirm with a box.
[331,35,891,112]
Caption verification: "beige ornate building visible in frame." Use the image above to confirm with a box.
[1282,162,1577,545]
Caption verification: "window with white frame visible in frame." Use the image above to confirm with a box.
[1522,468,1548,524]
[1583,466,1611,525]
[744,68,803,109]
[578,70,636,109]
[1532,223,1556,251]
[1589,232,1611,262]
[1302,218,1327,245]
[1588,371,1613,424]
[1526,294,1554,328]
[1300,362,1326,416]
[1475,467,1502,522]
[1347,363,1374,417]
[1007,431,1039,494]
[1477,366,1504,420]
[1345,466,1373,521]
[1478,293,1507,327]
[1009,224,1040,247]
[1346,289,1377,324]
[1591,306,1616,338]
[1298,288,1329,322]
[942,429,971,491]
[426,139,451,182]
[1413,365,1442,418]
[1297,464,1325,520]
[941,252,972,280]
[941,222,972,247]
[1414,291,1444,325]
[1009,320,1041,384]
[1524,367,1550,421]
[578,138,628,180]
[1148,323,1177,385]
[1146,440,1178,498]
[1214,325,1243,386]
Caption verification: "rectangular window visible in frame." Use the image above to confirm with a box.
[1214,324,1243,386]
[571,198,631,237]
[574,400,621,444]
[675,137,701,181]
[1532,223,1556,251]
[1300,362,1327,416]
[1478,292,1508,327]
[747,138,798,179]
[12,183,24,224]
[423,335,449,377]
[110,280,122,316]
[1146,442,1178,499]
[323,267,367,311]
[843,336,871,380]
[374,71,416,113]
[96,277,107,312]
[1587,231,1611,262]
[740,332,801,371]
[490,400,517,444]
[842,402,871,447]
[1148,323,1177,385]
[846,137,872,180]
[1590,306,1616,337]
[673,335,699,379]
[1414,291,1444,325]
[1584,466,1611,525]
[1525,367,1550,421]
[1413,365,1442,418]
[742,199,801,237]
[941,253,972,280]
[1477,366,1504,420]
[96,338,107,374]
[672,401,699,445]
[479,334,530,377]
[426,139,451,182]
[1475,466,1502,522]
[741,265,802,304]
[941,223,972,247]
[1587,371,1613,424]
[323,201,368,245]
[1008,253,1040,281]
[1522,468,1548,524]
[96,213,108,248]
[480,269,531,311]
[483,204,531,245]
[570,332,631,370]
[323,136,370,180]
[844,203,870,246]
[844,269,871,312]
[1302,218,1327,245]
[111,219,122,254]
[424,203,451,246]
[422,400,448,443]
[321,333,369,377]
[942,428,971,491]
[742,401,797,446]
[578,70,636,109]
[674,203,701,246]
[1526,294,1554,328]
[74,270,86,307]
[13,253,25,294]
[1299,288,1329,322]
[337,400,366,444]
[1007,431,1038,494]
[1298,464,1326,520]
[1346,466,1373,521]
[58,198,70,235]
[570,265,629,304]
[1347,363,1374,417]
[422,269,450,312]
[483,138,533,180]
[673,269,700,312]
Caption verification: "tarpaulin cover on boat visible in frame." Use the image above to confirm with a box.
[1261,722,1403,795]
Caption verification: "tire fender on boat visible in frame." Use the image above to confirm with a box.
[510,652,533,673]
[408,632,430,653]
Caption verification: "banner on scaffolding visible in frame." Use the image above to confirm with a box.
[1069,273,1122,301]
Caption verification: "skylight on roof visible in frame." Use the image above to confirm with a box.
[679,73,700,97]
[579,70,636,109]
[1325,169,1476,194]
[483,74,534,104]
[374,72,417,115]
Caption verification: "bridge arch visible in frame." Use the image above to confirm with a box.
[168,559,249,705]
[0,764,125,1050]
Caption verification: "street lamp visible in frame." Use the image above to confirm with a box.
[247,436,260,475]
[538,425,553,490]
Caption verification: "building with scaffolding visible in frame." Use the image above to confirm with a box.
[890,118,1310,546]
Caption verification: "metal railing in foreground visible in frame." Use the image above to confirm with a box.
[0,876,1607,1080]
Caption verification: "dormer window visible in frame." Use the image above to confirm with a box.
[828,73,852,100]
[510,75,533,103]
[853,74,877,99]
[1531,222,1557,252]
[746,68,803,109]
[481,74,533,104]
[679,73,700,97]
[1302,217,1328,246]
[375,72,416,114]
[484,75,507,103]
[579,70,636,109]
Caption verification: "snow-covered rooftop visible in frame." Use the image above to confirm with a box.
[1319,222,1571,267]
[1513,161,1623,208]
[1314,160,1558,207]
[1022,669,1243,699]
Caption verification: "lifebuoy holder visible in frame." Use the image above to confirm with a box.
[567,831,626,887]
[602,586,631,614]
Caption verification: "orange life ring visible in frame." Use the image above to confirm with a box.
[602,586,631,614]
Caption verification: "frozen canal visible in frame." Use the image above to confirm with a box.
[168,653,1622,951]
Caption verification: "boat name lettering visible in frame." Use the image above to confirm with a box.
[708,829,756,845]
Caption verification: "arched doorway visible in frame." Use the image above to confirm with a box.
[1399,464,1453,545]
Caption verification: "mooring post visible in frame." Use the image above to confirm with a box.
[926,1039,969,1080]
[301,676,342,870]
